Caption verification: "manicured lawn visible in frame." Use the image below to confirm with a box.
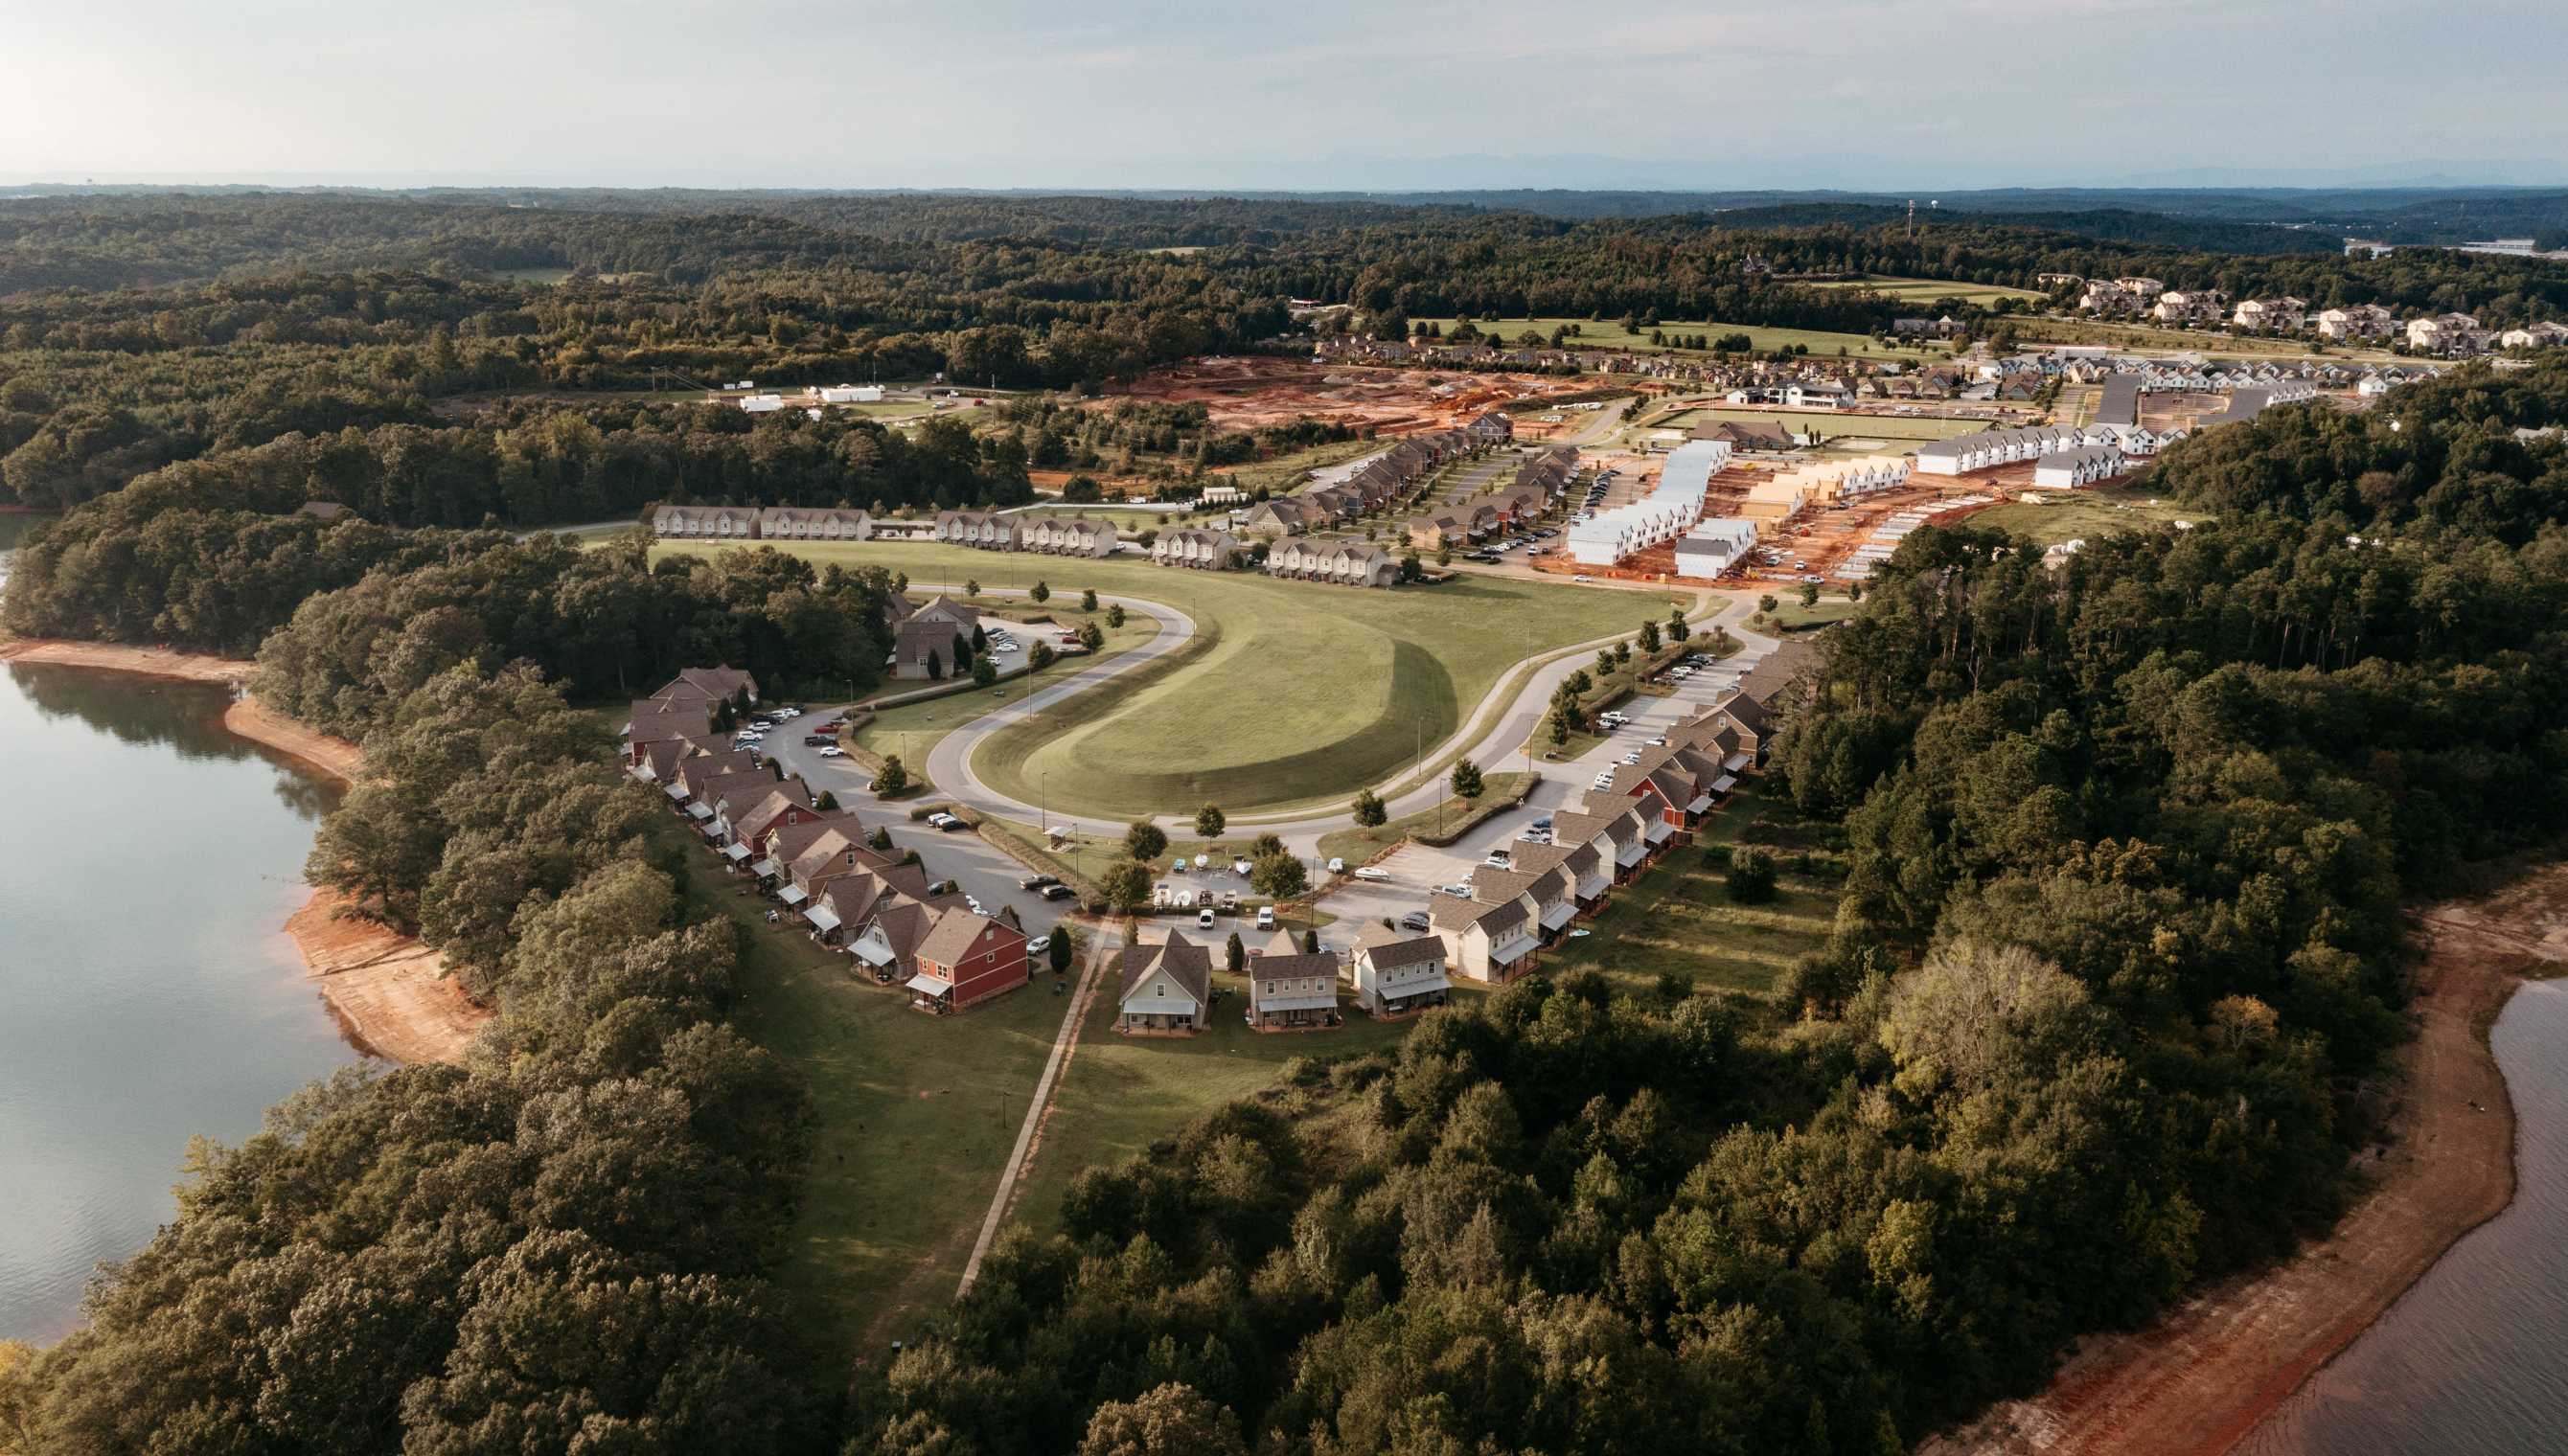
[1967,481,2206,545]
[1547,785,1840,997]
[643,814,1064,1357]
[1758,595,1862,631]
[1009,954,1424,1237]
[656,540,1661,817]
[1806,274,2047,307]
[1413,316,1948,362]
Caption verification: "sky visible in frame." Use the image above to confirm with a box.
[8,0,2566,193]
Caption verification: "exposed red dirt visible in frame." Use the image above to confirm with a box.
[1920,865,2568,1456]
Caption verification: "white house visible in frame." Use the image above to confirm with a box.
[2031,443,2127,489]
[1567,439,1730,566]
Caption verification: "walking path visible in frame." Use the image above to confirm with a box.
[953,921,1123,1297]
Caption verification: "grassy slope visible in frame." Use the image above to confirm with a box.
[656,541,1664,816]
[1967,480,2204,545]
[850,609,1162,775]
[1413,316,1946,362]
[644,813,1062,1356]
[1009,955,1425,1237]
[1806,274,2047,307]
[1548,783,1840,996]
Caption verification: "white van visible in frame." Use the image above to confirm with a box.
[1255,906,1276,930]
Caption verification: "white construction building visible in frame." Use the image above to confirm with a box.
[1567,440,1731,566]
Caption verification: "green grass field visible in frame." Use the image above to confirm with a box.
[643,814,1062,1357]
[1806,274,2047,307]
[1758,595,1862,631]
[1964,481,2204,545]
[2014,315,2399,365]
[656,540,1668,817]
[1313,771,1536,868]
[1547,784,1839,996]
[1413,317,1946,362]
[1009,954,1424,1236]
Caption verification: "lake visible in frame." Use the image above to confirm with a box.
[0,662,358,1342]
[2247,978,2568,1454]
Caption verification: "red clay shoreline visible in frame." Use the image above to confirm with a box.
[2,637,488,1063]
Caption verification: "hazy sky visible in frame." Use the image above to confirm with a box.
[9,0,2564,191]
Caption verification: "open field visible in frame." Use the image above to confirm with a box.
[1413,317,1948,361]
[1009,952,1425,1238]
[655,540,1665,817]
[2015,315,2401,364]
[1757,594,1863,631]
[1547,784,1839,996]
[1805,274,2048,307]
[1966,480,2203,545]
[640,813,1062,1356]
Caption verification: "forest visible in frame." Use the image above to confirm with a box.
[2,193,2567,1454]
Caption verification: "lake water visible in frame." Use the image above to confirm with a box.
[0,662,357,1342]
[2247,978,2568,1454]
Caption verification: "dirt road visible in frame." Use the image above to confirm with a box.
[1923,865,2568,1456]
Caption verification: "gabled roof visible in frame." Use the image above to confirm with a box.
[1119,931,1213,1008]
[917,907,1020,970]
[1430,891,1529,936]
[1247,951,1338,989]
[1354,923,1447,968]
[1470,865,1545,904]
[654,666,757,703]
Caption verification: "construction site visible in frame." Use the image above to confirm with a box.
[1096,356,1607,435]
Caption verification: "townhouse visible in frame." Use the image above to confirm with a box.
[1548,803,1650,884]
[1016,515,1118,557]
[891,597,980,679]
[1117,932,1214,1035]
[1569,440,1731,566]
[1475,861,1580,945]
[2406,313,2488,354]
[2231,296,2306,332]
[2501,322,2568,349]
[654,666,759,707]
[754,507,873,541]
[1513,838,1613,919]
[2033,443,2127,489]
[803,860,931,947]
[1348,923,1453,1018]
[1151,527,1242,570]
[1428,888,1543,986]
[1467,411,1515,445]
[933,509,1020,551]
[652,504,764,540]
[1241,495,1326,538]
[1244,941,1342,1031]
[1265,540,1400,587]
[2317,304,2396,341]
[905,908,1030,1014]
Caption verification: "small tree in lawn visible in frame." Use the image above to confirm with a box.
[1435,543,1452,568]
[1081,587,1098,612]
[1639,618,1661,652]
[971,656,998,688]
[1107,603,1125,629]
[894,571,909,595]
[1302,928,1320,953]
[1077,621,1105,651]
[1125,820,1168,862]
[1251,832,1286,859]
[1047,928,1075,976]
[1847,581,1864,603]
[1030,643,1056,670]
[1451,758,1485,803]
[1668,611,1690,642]
[1226,931,1246,973]
[1196,803,1227,839]
[1549,706,1575,746]
[872,755,909,795]
[1727,848,1777,903]
[1031,580,1050,604]
[1595,648,1616,677]
[1251,852,1308,900]
[1101,859,1153,911]
[965,579,980,598]
[1614,640,1631,667]
[1352,788,1387,828]
[1757,594,1778,615]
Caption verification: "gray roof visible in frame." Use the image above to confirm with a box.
[1119,931,1213,1007]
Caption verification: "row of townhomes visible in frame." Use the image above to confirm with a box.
[2064,276,2566,355]
[1110,639,1822,1036]
[1238,426,1495,538]
[623,666,1034,1017]
[653,504,876,540]
[932,511,1118,557]
[1408,445,1580,549]
[1150,527,1244,571]
[1264,538,1400,587]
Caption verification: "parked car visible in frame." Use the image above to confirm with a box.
[965,896,983,915]
[1025,935,1050,957]
[1353,866,1391,881]
[816,745,845,759]
[1325,857,1345,875]
[1039,883,1075,900]
[1482,850,1512,869]
[1572,575,1592,583]
[1196,908,1215,929]
[1018,873,1060,891]
[1440,882,1474,899]
[804,734,834,746]
[1399,911,1433,932]
[1255,906,1275,930]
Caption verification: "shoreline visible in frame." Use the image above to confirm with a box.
[2,637,489,1063]
[1923,865,2568,1456]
